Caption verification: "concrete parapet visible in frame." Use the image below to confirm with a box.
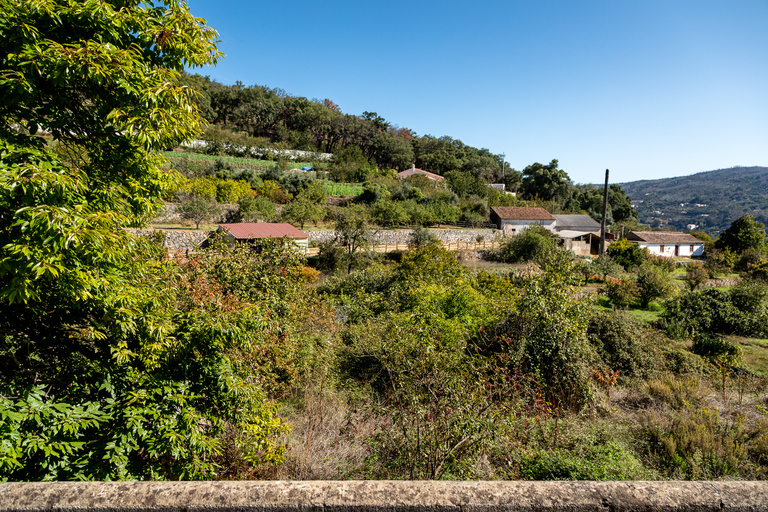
[1,481,767,512]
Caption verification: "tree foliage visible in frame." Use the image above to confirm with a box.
[0,0,296,480]
[716,214,766,254]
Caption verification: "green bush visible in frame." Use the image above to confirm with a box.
[496,225,559,265]
[690,333,742,365]
[607,238,645,271]
[603,279,638,309]
[662,289,744,337]
[587,311,659,379]
[636,262,677,308]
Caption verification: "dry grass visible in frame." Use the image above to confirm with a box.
[271,389,379,480]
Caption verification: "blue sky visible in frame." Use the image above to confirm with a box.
[185,0,768,184]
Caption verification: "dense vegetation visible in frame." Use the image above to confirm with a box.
[621,166,768,235]
[3,0,768,483]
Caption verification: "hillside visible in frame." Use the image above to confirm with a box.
[620,166,768,235]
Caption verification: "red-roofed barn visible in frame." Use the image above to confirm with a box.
[216,223,309,253]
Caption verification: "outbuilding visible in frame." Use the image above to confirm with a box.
[216,223,309,253]
[626,231,705,257]
[490,207,556,234]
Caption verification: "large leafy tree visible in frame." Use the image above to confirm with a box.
[0,1,291,480]
[519,159,575,208]
[715,214,767,254]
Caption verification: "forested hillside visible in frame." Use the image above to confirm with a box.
[180,73,514,187]
[621,166,768,235]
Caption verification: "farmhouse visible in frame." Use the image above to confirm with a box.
[490,207,556,234]
[626,231,704,257]
[397,165,446,182]
[216,222,309,252]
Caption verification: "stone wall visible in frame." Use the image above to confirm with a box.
[1,481,767,512]
[128,228,505,252]
[305,228,504,246]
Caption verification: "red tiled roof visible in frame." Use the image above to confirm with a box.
[626,231,703,244]
[218,223,308,239]
[397,168,446,181]
[491,207,555,221]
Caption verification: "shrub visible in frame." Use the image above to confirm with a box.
[704,248,734,278]
[735,247,766,272]
[518,442,648,481]
[643,405,764,479]
[603,278,638,309]
[690,333,741,365]
[683,263,708,291]
[496,225,559,265]
[662,289,744,337]
[644,253,675,272]
[408,226,438,249]
[587,311,659,379]
[607,238,645,271]
[636,262,677,308]
[496,271,598,410]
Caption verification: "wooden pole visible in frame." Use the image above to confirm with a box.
[600,169,609,256]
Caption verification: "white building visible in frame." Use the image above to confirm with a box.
[626,231,705,258]
[490,207,556,235]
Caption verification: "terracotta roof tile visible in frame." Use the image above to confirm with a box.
[218,223,308,239]
[626,231,703,244]
[397,168,446,181]
[491,207,555,221]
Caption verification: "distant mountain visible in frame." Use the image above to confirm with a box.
[619,166,768,235]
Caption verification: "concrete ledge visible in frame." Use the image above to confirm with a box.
[1,481,768,512]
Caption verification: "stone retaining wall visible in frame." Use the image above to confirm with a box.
[128,228,505,252]
[1,481,767,512]
[305,228,504,246]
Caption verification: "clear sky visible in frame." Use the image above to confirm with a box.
[185,0,768,184]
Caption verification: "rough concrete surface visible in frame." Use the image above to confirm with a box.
[1,481,768,512]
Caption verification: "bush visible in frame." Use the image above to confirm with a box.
[704,248,734,278]
[643,405,765,479]
[603,278,638,309]
[644,253,675,272]
[607,238,645,271]
[636,262,677,308]
[587,311,659,379]
[496,225,559,265]
[690,333,741,365]
[683,263,708,291]
[662,289,744,337]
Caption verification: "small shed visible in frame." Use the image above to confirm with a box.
[626,231,704,258]
[490,207,556,234]
[216,223,309,253]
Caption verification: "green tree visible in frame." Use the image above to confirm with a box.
[496,225,559,265]
[177,194,221,229]
[636,262,677,308]
[0,0,289,480]
[334,205,373,273]
[519,160,575,209]
[606,238,645,271]
[716,214,767,254]
[282,195,323,229]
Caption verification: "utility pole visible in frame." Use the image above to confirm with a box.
[600,169,609,256]
[501,153,505,180]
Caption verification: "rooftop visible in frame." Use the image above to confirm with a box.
[626,231,703,244]
[218,223,308,239]
[491,207,555,221]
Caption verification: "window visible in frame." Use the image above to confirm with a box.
[660,245,665,253]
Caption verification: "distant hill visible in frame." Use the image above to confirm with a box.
[619,166,768,235]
